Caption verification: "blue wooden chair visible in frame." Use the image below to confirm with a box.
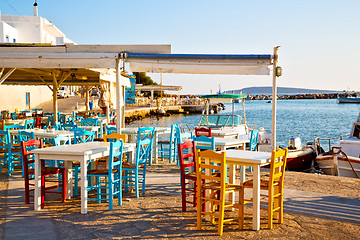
[18,130,35,142]
[248,129,260,172]
[25,119,35,129]
[0,130,22,176]
[122,127,155,198]
[4,124,26,145]
[10,112,17,120]
[72,128,95,144]
[158,124,178,163]
[61,123,78,131]
[59,114,67,125]
[192,135,215,151]
[81,118,99,127]
[105,125,117,135]
[87,140,124,210]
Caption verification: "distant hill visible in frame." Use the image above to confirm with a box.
[224,87,341,95]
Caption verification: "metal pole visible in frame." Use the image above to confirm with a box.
[242,98,247,125]
[116,59,121,133]
[271,46,280,151]
[85,85,89,112]
[52,72,58,124]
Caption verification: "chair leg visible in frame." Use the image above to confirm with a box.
[109,176,113,211]
[268,194,273,229]
[118,174,122,206]
[135,171,139,198]
[96,176,101,203]
[61,170,66,202]
[181,176,186,212]
[196,188,202,231]
[74,166,79,197]
[25,175,30,204]
[239,188,244,230]
[41,175,45,208]
[217,193,225,236]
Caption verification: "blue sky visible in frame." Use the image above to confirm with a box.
[1,0,359,94]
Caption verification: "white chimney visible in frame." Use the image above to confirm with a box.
[33,2,38,16]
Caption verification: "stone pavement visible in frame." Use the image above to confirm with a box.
[3,171,360,239]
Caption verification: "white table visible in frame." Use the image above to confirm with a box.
[9,129,74,139]
[211,127,247,139]
[121,127,171,164]
[224,150,271,231]
[32,141,136,214]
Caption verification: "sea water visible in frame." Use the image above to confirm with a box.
[126,99,360,150]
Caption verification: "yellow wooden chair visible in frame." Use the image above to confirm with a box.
[240,148,288,229]
[103,133,127,143]
[96,133,127,168]
[196,149,242,236]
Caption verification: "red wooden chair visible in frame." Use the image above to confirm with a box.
[34,116,42,128]
[21,139,66,208]
[178,141,197,212]
[195,127,211,137]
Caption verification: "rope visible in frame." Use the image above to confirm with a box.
[338,149,360,179]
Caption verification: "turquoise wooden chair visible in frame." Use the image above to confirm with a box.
[0,130,22,176]
[105,125,117,135]
[158,124,178,163]
[4,124,26,145]
[72,128,95,144]
[18,131,35,142]
[192,135,215,151]
[248,129,260,172]
[25,119,35,129]
[87,140,124,210]
[10,112,17,120]
[81,118,99,127]
[59,114,67,125]
[61,123,78,131]
[123,127,155,198]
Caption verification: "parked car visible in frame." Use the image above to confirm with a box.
[57,86,70,98]
[90,88,100,97]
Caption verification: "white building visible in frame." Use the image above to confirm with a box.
[0,3,75,111]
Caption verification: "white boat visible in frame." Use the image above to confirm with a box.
[337,93,360,103]
[315,112,360,178]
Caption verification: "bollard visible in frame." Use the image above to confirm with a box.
[75,102,78,110]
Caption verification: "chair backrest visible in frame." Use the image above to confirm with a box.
[61,123,78,131]
[108,140,124,171]
[105,125,117,135]
[81,118,99,126]
[249,129,260,151]
[18,130,35,142]
[0,130,11,152]
[10,112,17,120]
[195,127,211,137]
[21,139,44,174]
[53,135,72,146]
[4,124,25,130]
[136,127,155,165]
[178,141,197,175]
[72,128,95,144]
[59,114,67,125]
[196,149,227,188]
[34,117,42,128]
[25,119,35,129]
[103,133,127,143]
[192,135,215,151]
[269,148,288,191]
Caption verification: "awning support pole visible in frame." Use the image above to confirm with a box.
[242,98,247,125]
[271,46,280,151]
[85,85,89,112]
[52,72,58,124]
[115,58,121,133]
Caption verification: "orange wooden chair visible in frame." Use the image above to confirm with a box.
[240,148,288,229]
[196,150,241,236]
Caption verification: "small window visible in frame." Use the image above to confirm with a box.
[13,38,16,43]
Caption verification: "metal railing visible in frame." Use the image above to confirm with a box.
[314,133,350,155]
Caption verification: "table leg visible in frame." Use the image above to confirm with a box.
[80,158,88,214]
[253,165,260,230]
[64,161,72,199]
[34,154,41,211]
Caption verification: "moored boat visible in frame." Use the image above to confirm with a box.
[315,111,360,178]
[337,96,360,103]
[287,146,316,171]
[316,149,360,178]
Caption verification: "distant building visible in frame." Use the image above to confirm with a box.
[0,3,75,111]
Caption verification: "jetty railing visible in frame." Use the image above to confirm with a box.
[128,97,205,107]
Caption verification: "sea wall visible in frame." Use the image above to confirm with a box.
[248,93,340,100]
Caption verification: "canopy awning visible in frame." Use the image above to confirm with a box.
[126,53,272,75]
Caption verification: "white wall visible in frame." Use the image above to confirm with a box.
[0,21,18,43]
[0,85,52,111]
